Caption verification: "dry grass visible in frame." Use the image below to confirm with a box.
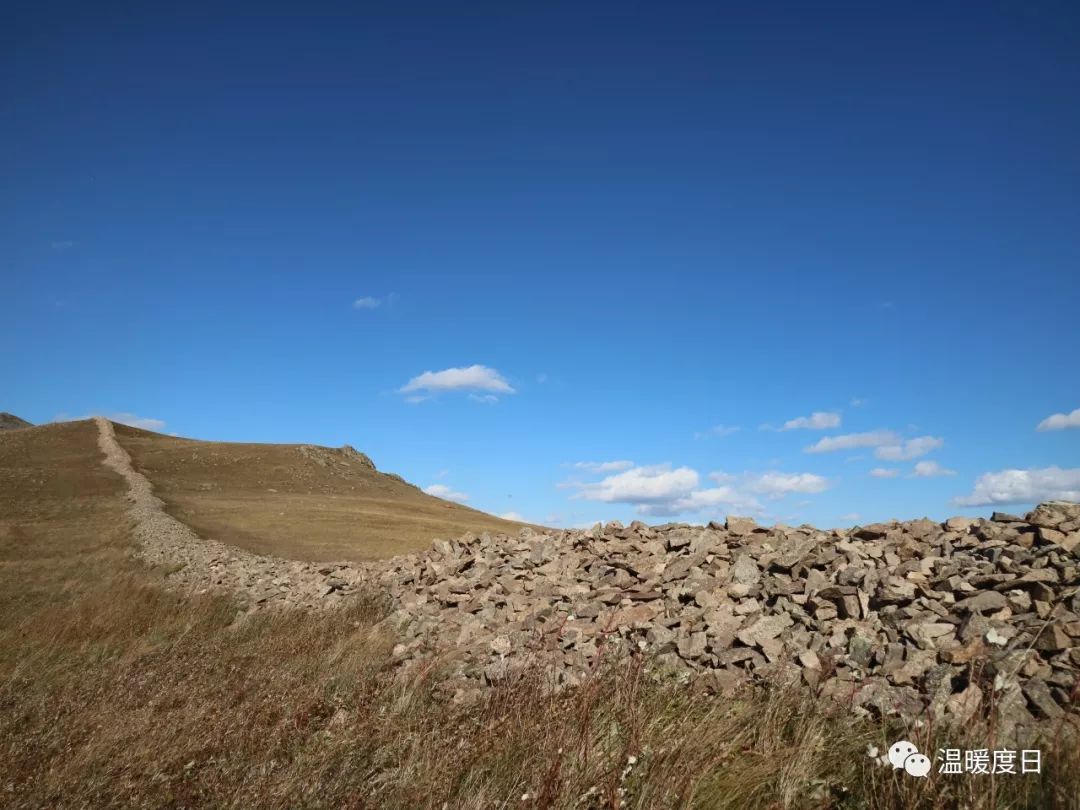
[2,421,1078,808]
[110,422,529,561]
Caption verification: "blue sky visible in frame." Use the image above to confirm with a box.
[3,1,1079,527]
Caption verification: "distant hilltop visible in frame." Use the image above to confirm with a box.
[0,413,32,432]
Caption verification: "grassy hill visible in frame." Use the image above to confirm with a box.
[111,422,528,561]
[0,412,32,432]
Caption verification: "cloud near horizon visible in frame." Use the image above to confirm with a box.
[870,467,899,478]
[874,435,944,461]
[804,430,899,454]
[912,460,956,477]
[780,411,841,431]
[694,424,741,439]
[1036,407,1080,431]
[571,460,635,473]
[953,466,1080,507]
[566,464,829,518]
[400,365,515,400]
[423,483,470,502]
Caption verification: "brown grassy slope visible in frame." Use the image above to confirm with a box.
[111,421,528,561]
[0,420,128,615]
[1,421,1078,808]
[0,412,33,431]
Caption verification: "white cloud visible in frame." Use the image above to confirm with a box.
[649,486,763,517]
[353,293,398,310]
[839,512,861,522]
[400,365,515,397]
[51,239,74,251]
[875,436,944,461]
[912,460,956,478]
[694,424,741,439]
[423,483,470,502]
[435,469,449,479]
[744,471,828,497]
[850,398,866,408]
[566,464,827,518]
[536,372,549,384]
[870,467,899,478]
[468,393,499,404]
[1037,408,1080,432]
[572,460,635,473]
[575,464,699,505]
[805,430,899,454]
[954,467,1080,507]
[499,511,526,521]
[780,411,841,431]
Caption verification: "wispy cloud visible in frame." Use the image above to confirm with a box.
[51,240,74,252]
[571,460,635,473]
[1036,407,1080,431]
[874,436,943,461]
[499,511,526,521]
[911,460,956,478]
[468,393,499,404]
[353,293,399,310]
[739,471,829,497]
[954,466,1080,507]
[850,398,867,408]
[400,365,515,401]
[694,424,741,439]
[423,483,470,502]
[805,430,899,454]
[779,411,841,431]
[870,467,899,478]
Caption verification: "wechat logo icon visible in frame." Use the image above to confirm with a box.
[889,741,932,777]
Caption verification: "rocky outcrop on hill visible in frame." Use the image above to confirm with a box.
[297,443,376,472]
[0,413,32,431]
[94,417,1078,736]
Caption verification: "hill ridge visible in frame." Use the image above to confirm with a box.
[0,412,32,432]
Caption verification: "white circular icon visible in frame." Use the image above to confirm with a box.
[888,740,918,770]
[904,753,932,777]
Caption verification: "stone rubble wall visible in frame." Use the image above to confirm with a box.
[378,505,1080,740]
[95,416,366,608]
[95,419,1079,734]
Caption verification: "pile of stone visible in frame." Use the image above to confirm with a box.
[377,504,1079,737]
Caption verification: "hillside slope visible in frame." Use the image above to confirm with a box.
[111,422,527,561]
[0,413,32,432]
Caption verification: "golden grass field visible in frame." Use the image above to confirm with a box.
[111,422,528,561]
[1,420,1077,808]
